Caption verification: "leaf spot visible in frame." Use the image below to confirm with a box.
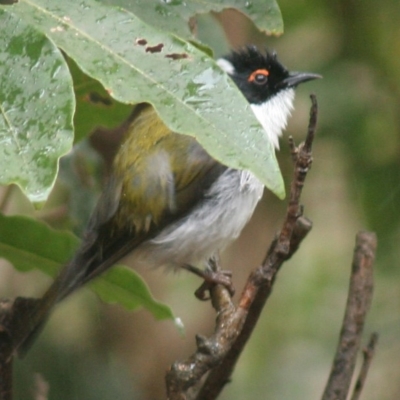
[135,38,147,46]
[145,43,164,53]
[166,53,189,60]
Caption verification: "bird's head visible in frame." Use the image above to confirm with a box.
[217,46,321,149]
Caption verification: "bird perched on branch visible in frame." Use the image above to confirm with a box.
[14,46,320,355]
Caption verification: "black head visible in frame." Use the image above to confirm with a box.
[218,46,321,105]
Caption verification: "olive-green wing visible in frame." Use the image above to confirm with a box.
[54,104,227,299]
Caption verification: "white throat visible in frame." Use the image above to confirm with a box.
[217,57,296,150]
[250,89,295,150]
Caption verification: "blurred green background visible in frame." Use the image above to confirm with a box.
[2,0,400,398]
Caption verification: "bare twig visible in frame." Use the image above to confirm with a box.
[196,218,312,400]
[165,283,237,400]
[166,95,319,400]
[0,300,14,400]
[350,332,379,400]
[321,232,377,400]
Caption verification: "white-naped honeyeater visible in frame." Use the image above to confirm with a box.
[15,46,320,354]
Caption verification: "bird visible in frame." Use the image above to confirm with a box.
[13,46,320,355]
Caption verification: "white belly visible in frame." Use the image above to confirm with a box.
[133,168,264,269]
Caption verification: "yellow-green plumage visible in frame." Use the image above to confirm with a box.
[15,47,320,356]
[112,104,220,232]
[52,103,226,298]
[15,103,229,355]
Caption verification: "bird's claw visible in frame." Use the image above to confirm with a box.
[194,269,235,301]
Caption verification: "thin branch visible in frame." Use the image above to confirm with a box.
[321,232,377,400]
[166,95,319,400]
[196,218,312,400]
[350,332,379,400]
[165,283,238,400]
[0,300,14,400]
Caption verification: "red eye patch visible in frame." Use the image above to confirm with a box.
[248,69,269,83]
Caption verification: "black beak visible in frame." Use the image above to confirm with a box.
[279,72,322,88]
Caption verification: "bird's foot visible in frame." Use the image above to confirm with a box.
[182,263,235,301]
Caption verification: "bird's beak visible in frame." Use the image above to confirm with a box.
[279,72,322,88]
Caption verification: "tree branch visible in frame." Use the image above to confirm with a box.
[350,332,379,400]
[165,95,319,400]
[0,300,14,400]
[321,231,377,400]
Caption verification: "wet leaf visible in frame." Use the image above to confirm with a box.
[101,0,283,39]
[3,0,285,198]
[0,9,74,203]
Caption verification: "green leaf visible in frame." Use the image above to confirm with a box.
[66,55,132,144]
[91,266,173,320]
[4,0,285,198]
[101,0,283,39]
[0,9,75,204]
[0,213,78,276]
[0,213,174,320]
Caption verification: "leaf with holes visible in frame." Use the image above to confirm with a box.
[3,0,285,198]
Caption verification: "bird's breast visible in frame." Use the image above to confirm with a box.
[132,168,264,269]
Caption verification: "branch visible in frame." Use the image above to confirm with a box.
[321,231,377,400]
[165,95,319,400]
[0,300,14,400]
[350,332,379,400]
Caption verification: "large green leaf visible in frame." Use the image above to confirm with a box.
[0,213,174,320]
[0,9,75,203]
[101,0,283,39]
[3,0,285,198]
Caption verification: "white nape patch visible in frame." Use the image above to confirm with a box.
[251,88,295,150]
[216,58,235,75]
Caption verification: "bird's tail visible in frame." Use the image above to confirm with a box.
[14,238,130,356]
[14,251,93,357]
[11,281,61,357]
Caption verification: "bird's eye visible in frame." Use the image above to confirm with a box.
[248,69,269,85]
